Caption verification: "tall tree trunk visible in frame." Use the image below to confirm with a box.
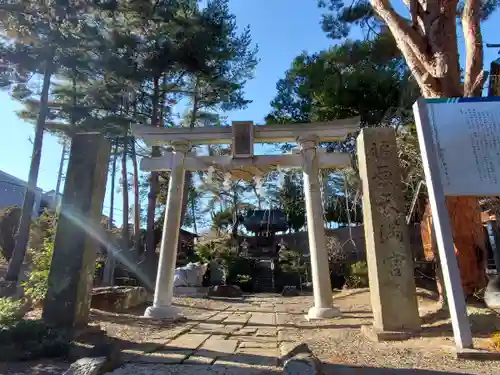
[146,76,160,263]
[6,56,54,282]
[423,197,487,297]
[131,139,141,253]
[109,140,118,231]
[121,138,129,250]
[103,139,119,286]
[190,194,198,235]
[55,141,67,211]
[180,77,199,227]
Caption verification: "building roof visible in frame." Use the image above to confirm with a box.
[180,228,198,237]
[0,170,43,192]
[243,209,288,233]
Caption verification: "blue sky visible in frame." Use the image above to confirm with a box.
[0,0,499,225]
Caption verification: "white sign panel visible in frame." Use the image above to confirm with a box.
[424,97,500,196]
[413,98,474,349]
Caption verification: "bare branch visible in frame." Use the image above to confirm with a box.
[370,0,446,78]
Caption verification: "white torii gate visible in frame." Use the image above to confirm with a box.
[132,117,360,320]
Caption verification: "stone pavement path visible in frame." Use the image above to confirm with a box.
[104,290,500,375]
[116,294,304,372]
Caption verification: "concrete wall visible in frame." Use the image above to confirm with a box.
[240,224,425,261]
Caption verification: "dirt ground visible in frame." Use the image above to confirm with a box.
[1,289,500,375]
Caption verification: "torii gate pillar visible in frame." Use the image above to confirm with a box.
[299,136,341,319]
[145,140,190,319]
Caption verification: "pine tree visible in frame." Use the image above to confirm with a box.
[0,0,108,281]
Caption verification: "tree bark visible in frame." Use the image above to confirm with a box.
[369,0,487,296]
[462,0,485,96]
[131,139,141,253]
[109,140,118,230]
[445,196,486,295]
[190,190,198,235]
[145,76,160,263]
[102,139,118,286]
[121,138,129,250]
[180,76,199,227]
[6,55,54,282]
[55,141,67,207]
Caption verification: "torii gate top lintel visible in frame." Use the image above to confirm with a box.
[131,116,360,146]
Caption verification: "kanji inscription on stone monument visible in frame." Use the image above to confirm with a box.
[357,128,420,339]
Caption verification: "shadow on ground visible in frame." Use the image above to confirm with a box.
[89,308,186,328]
[419,306,500,339]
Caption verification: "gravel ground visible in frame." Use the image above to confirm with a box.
[107,364,279,375]
[286,290,500,375]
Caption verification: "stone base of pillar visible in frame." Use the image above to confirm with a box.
[144,305,181,319]
[361,324,417,342]
[306,306,341,320]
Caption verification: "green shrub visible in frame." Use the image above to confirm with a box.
[344,261,369,288]
[28,210,57,255]
[0,319,70,361]
[0,206,21,261]
[0,297,24,325]
[195,236,259,288]
[22,239,54,304]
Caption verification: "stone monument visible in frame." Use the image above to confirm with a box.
[357,128,421,341]
[43,133,110,329]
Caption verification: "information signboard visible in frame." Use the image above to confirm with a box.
[424,97,500,196]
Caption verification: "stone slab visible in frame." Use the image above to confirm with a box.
[133,350,192,364]
[183,355,215,364]
[236,327,258,335]
[275,313,289,325]
[191,323,238,335]
[256,328,277,337]
[165,333,211,350]
[223,313,251,324]
[233,347,279,367]
[91,286,147,312]
[239,341,277,349]
[230,335,277,343]
[201,338,239,354]
[184,338,238,364]
[147,327,190,342]
[446,346,500,360]
[207,312,232,323]
[279,342,302,357]
[249,313,275,325]
[278,329,298,343]
[357,128,421,333]
[361,324,414,342]
[274,306,289,313]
